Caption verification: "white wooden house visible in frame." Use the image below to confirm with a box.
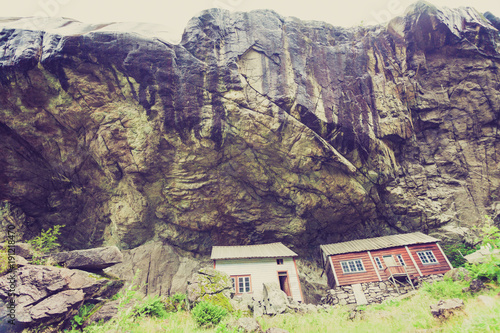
[211,242,304,302]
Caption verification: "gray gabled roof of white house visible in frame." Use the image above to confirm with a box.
[211,242,298,260]
[320,232,441,256]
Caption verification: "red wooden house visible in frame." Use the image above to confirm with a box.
[320,232,453,289]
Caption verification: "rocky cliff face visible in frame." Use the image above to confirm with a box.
[1,2,500,259]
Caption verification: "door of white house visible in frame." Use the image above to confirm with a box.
[278,271,291,297]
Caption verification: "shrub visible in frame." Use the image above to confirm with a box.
[134,295,167,318]
[192,301,228,326]
[164,293,188,312]
[420,278,469,299]
[71,303,96,330]
[442,242,476,268]
[466,257,500,283]
[28,224,65,265]
[465,222,500,283]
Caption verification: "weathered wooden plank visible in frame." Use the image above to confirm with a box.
[352,283,368,305]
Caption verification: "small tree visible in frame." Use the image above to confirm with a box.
[28,225,64,265]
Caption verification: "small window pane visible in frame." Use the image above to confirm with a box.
[397,255,406,266]
[375,257,383,270]
[231,278,235,291]
[348,261,356,271]
[341,259,365,273]
[417,252,428,264]
[244,277,250,292]
[426,251,437,263]
[418,251,438,264]
[235,276,251,293]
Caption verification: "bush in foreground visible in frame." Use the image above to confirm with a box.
[134,295,168,318]
[192,301,228,326]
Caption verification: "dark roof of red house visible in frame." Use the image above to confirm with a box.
[320,232,440,256]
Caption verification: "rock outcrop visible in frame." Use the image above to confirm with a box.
[1,1,500,294]
[51,246,123,270]
[464,245,500,264]
[430,298,464,319]
[104,241,205,297]
[187,267,233,310]
[0,265,123,331]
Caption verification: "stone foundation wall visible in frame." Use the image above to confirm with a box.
[321,274,444,305]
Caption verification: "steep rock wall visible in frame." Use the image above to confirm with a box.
[0,2,500,257]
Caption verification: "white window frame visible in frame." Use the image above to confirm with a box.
[239,276,251,293]
[417,250,438,265]
[396,254,406,266]
[340,259,366,273]
[374,257,384,270]
[230,275,252,294]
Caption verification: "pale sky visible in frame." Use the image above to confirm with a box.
[1,0,499,43]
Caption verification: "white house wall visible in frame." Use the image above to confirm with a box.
[215,257,303,302]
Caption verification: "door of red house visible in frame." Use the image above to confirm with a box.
[278,271,291,296]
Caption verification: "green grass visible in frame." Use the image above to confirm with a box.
[256,284,500,333]
[25,281,500,333]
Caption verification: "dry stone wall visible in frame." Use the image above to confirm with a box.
[321,274,444,305]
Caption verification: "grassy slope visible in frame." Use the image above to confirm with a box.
[55,280,499,333]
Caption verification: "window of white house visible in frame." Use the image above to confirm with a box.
[230,275,252,293]
[238,276,251,293]
[374,257,383,270]
[396,254,406,266]
[340,259,365,273]
[277,258,284,265]
[417,251,438,264]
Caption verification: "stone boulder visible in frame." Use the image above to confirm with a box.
[0,243,32,259]
[0,256,29,277]
[51,246,123,270]
[187,267,233,310]
[262,283,289,315]
[85,300,118,327]
[464,246,500,264]
[444,267,471,282]
[228,317,263,332]
[430,299,464,319]
[0,264,123,330]
[104,241,204,297]
[462,279,486,294]
[231,293,254,313]
[30,290,85,323]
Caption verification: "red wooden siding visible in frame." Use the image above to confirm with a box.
[327,243,451,286]
[330,252,379,286]
[407,243,451,275]
[370,247,419,279]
